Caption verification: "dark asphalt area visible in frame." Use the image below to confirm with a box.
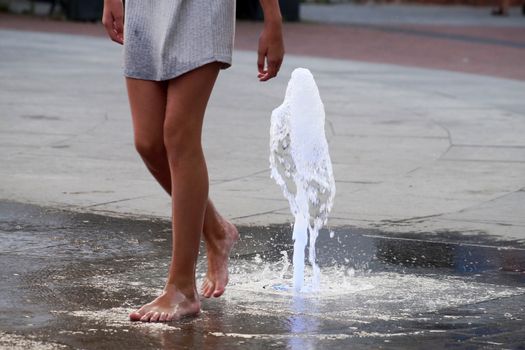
[1,200,524,349]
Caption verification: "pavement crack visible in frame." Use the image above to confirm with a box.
[454,188,525,216]
[452,144,525,149]
[439,158,525,164]
[335,180,382,184]
[380,213,444,225]
[405,166,422,175]
[212,169,270,185]
[48,113,110,147]
[231,206,290,220]
[431,120,453,160]
[326,118,337,138]
[82,194,155,208]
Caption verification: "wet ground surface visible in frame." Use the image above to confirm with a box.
[1,200,524,349]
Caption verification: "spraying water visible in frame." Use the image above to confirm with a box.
[269,68,336,292]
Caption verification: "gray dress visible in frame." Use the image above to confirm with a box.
[122,0,236,81]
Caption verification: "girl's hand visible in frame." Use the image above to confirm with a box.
[102,0,124,45]
[257,20,284,82]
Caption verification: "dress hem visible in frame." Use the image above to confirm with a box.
[123,55,232,82]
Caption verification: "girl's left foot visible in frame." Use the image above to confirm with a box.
[129,284,200,322]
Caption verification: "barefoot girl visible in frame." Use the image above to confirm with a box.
[101,0,285,322]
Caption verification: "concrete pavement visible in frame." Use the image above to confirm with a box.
[1,28,524,241]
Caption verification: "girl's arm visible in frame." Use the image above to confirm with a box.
[257,0,285,81]
[102,0,124,45]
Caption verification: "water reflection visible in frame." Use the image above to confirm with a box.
[316,229,525,279]
[288,296,320,350]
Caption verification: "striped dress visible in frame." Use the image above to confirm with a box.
[122,0,236,81]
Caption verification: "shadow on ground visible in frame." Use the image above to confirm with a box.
[1,200,524,349]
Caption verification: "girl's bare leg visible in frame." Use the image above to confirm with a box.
[125,72,238,302]
[126,62,235,322]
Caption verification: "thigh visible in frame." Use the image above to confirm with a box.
[164,62,222,143]
[125,77,168,145]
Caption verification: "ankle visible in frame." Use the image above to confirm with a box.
[163,281,197,300]
[204,215,227,241]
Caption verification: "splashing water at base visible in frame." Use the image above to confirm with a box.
[228,253,374,297]
[269,68,336,293]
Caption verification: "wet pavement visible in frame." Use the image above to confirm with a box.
[1,200,524,349]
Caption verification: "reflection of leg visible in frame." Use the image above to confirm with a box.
[125,74,239,302]
[128,62,221,322]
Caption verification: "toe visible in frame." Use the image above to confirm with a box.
[159,312,167,322]
[129,312,142,321]
[201,279,209,290]
[140,311,154,322]
[129,307,145,321]
[204,285,213,298]
[200,280,208,294]
[202,280,213,298]
[166,312,174,322]
[150,312,160,322]
[213,285,225,298]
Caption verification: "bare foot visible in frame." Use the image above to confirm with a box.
[201,217,239,298]
[129,284,200,322]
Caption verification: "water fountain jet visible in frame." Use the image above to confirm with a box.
[269,67,336,292]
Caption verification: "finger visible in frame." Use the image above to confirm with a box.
[258,71,269,82]
[259,60,277,81]
[257,50,265,75]
[113,10,124,43]
[112,23,123,45]
[276,59,283,74]
[267,59,279,79]
[113,27,124,45]
[102,11,119,43]
[103,21,121,44]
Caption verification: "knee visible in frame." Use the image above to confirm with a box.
[134,137,165,162]
[163,121,201,164]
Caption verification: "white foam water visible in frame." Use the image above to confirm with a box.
[269,68,336,292]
